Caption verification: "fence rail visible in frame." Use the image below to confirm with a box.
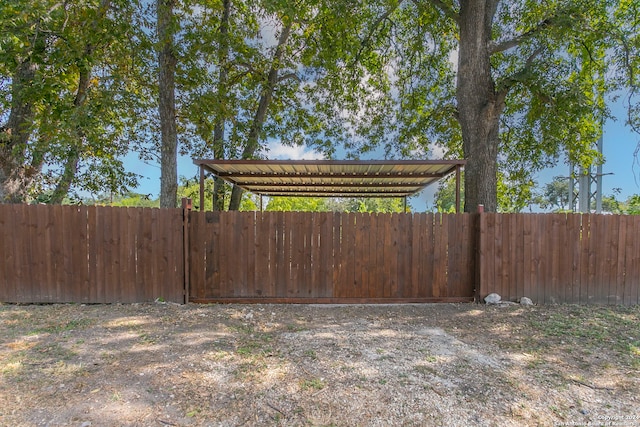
[1,204,639,305]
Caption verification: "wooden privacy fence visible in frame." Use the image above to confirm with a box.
[1,204,640,305]
[187,211,475,303]
[478,213,640,305]
[0,204,185,303]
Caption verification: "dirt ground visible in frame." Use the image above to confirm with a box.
[1,302,639,427]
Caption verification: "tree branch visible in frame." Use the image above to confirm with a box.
[490,17,555,55]
[356,0,403,63]
[495,46,545,104]
[418,0,459,24]
[277,72,301,83]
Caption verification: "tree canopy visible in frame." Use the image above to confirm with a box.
[1,0,638,210]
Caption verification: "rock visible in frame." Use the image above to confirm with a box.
[497,301,518,307]
[484,293,501,304]
[519,297,534,306]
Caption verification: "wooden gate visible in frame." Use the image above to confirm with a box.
[188,211,476,303]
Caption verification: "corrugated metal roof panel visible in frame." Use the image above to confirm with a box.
[193,159,465,198]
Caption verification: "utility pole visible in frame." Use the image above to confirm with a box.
[570,134,604,213]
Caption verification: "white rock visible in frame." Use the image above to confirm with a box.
[519,297,534,306]
[484,293,502,304]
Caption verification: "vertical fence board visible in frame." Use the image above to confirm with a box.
[513,214,524,301]
[247,212,257,298]
[115,207,126,302]
[266,212,278,297]
[491,214,503,299]
[613,215,627,305]
[346,213,356,298]
[399,214,411,297]
[531,214,541,304]
[606,216,620,305]
[301,212,312,296]
[11,204,25,301]
[521,214,531,302]
[220,212,232,296]
[23,204,36,302]
[628,217,639,304]
[282,212,293,296]
[47,205,65,301]
[580,214,593,304]
[308,213,318,297]
[320,213,333,298]
[262,212,278,295]
[274,212,285,297]
[504,215,515,301]
[423,213,434,298]
[94,206,107,303]
[567,214,580,304]
[431,214,443,298]
[148,209,160,303]
[590,215,605,304]
[463,214,475,297]
[0,206,10,301]
[548,215,561,304]
[410,214,422,298]
[143,208,155,301]
[236,212,248,297]
[357,214,369,298]
[78,206,91,303]
[35,205,49,301]
[187,212,199,300]
[118,208,131,302]
[289,212,301,297]
[447,214,458,297]
[372,213,384,297]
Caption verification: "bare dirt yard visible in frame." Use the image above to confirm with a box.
[1,302,639,427]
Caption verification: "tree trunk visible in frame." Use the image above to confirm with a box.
[49,149,79,204]
[49,62,93,204]
[157,0,178,208]
[212,0,231,211]
[456,0,502,212]
[228,22,292,210]
[0,59,38,203]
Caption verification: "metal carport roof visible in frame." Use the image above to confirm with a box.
[193,159,465,211]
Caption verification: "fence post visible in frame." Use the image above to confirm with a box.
[182,197,192,304]
[474,204,485,303]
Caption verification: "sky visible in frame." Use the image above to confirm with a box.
[126,97,640,212]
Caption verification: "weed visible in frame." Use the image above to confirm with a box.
[286,323,307,332]
[186,408,200,418]
[300,378,325,390]
[414,365,437,376]
[30,318,93,335]
[304,349,317,359]
[421,350,437,363]
[138,333,157,345]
